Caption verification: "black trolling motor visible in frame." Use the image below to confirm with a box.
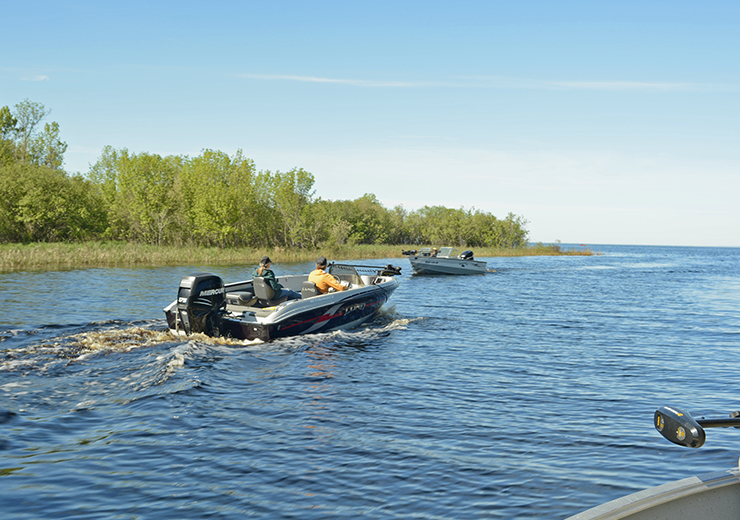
[655,406,740,448]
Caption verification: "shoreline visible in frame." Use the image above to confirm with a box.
[0,241,594,272]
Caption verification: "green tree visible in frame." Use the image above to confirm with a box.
[13,99,49,164]
[298,198,334,248]
[500,212,529,247]
[0,106,18,166]
[386,204,409,244]
[346,193,391,244]
[31,121,68,170]
[266,167,316,248]
[0,162,23,241]
[88,146,182,245]
[2,100,68,170]
[179,149,266,247]
[0,162,106,242]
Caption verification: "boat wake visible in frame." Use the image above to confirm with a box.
[1,322,175,373]
[282,312,424,351]
[1,308,419,376]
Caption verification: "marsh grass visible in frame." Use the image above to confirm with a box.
[0,241,594,272]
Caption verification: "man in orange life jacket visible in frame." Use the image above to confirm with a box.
[308,257,348,294]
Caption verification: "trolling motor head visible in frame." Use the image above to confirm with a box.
[655,406,706,448]
[655,406,740,448]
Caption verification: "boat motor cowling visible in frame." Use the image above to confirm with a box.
[175,273,225,336]
[380,264,402,276]
[460,250,474,261]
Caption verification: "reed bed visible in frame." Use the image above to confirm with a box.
[0,241,594,272]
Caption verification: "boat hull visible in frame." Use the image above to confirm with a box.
[566,468,740,520]
[223,282,396,341]
[408,256,487,275]
[165,279,398,342]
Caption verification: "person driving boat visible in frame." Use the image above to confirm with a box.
[308,256,348,294]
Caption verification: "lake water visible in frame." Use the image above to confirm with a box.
[1,245,739,519]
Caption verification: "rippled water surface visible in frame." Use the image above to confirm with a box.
[2,245,739,519]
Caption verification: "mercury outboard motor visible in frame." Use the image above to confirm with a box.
[460,250,474,261]
[175,273,225,336]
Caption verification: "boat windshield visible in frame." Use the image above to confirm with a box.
[438,247,459,258]
[327,264,363,286]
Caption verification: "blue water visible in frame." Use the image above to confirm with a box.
[1,245,739,519]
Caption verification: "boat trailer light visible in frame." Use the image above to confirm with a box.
[655,406,740,448]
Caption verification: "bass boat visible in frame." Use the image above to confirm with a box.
[402,247,487,275]
[567,406,740,519]
[164,263,401,342]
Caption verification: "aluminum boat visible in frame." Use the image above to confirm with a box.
[403,247,487,275]
[566,469,740,520]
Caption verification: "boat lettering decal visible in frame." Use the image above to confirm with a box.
[200,288,224,296]
[343,302,366,313]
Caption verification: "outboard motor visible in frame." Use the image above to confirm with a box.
[460,250,474,261]
[380,264,402,276]
[175,273,225,336]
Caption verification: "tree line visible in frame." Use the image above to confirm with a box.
[0,100,529,248]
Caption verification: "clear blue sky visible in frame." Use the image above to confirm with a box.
[3,1,739,247]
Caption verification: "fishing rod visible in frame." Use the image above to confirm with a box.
[655,406,740,448]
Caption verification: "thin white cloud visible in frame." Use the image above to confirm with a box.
[240,73,737,92]
[238,73,428,87]
[545,80,734,92]
[21,74,50,82]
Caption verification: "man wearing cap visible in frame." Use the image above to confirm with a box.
[308,257,348,294]
[253,256,302,300]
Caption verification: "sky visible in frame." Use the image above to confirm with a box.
[2,1,739,247]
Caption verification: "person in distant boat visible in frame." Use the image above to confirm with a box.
[308,256,348,294]
[252,256,301,300]
[431,248,438,257]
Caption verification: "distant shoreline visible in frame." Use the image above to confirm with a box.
[0,241,594,272]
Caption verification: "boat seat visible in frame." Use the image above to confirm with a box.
[253,277,289,307]
[225,291,257,307]
[301,281,320,298]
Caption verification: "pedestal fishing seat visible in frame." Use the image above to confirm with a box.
[301,281,320,298]
[253,277,289,307]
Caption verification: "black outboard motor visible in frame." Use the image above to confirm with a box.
[175,273,225,336]
[460,250,474,261]
[381,264,402,276]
